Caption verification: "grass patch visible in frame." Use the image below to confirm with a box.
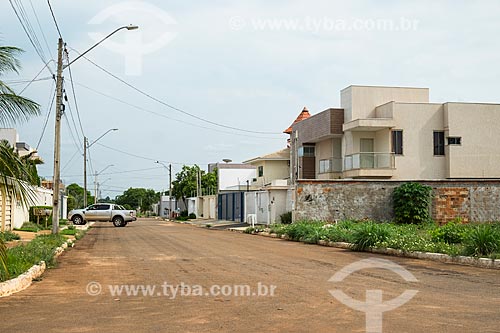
[261,219,500,259]
[0,234,67,282]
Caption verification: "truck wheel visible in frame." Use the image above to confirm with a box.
[112,216,124,227]
[72,215,84,225]
[121,222,128,227]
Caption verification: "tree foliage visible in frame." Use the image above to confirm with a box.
[0,44,41,220]
[66,183,94,211]
[171,165,217,207]
[115,188,160,211]
[393,182,433,224]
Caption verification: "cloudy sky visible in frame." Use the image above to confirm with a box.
[1,0,499,198]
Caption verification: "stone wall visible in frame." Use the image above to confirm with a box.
[295,180,500,224]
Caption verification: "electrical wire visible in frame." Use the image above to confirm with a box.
[28,0,55,60]
[76,82,284,140]
[9,0,54,75]
[46,0,62,39]
[19,61,55,94]
[69,47,282,135]
[64,50,86,139]
[94,142,190,165]
[35,79,56,150]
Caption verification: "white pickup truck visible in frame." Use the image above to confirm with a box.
[68,203,137,227]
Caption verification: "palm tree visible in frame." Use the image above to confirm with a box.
[0,45,40,233]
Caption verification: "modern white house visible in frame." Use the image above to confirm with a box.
[289,85,500,181]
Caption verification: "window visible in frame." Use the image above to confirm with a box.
[258,166,263,177]
[433,131,445,155]
[391,130,403,155]
[448,137,462,145]
[298,146,315,157]
[319,159,331,173]
[95,204,110,210]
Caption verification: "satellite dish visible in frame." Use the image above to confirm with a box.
[222,159,232,163]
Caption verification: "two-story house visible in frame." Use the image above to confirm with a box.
[289,85,500,181]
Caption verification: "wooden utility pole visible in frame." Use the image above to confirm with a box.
[83,136,87,207]
[169,164,172,219]
[52,38,64,234]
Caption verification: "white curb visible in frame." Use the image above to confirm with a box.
[0,238,75,297]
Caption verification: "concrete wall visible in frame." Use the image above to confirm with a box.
[341,85,429,122]
[445,103,500,178]
[392,103,447,179]
[295,180,500,224]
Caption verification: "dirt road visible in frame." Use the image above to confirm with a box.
[0,219,499,332]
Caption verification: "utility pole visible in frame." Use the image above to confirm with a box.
[83,136,87,207]
[94,172,98,204]
[52,38,64,235]
[169,164,172,220]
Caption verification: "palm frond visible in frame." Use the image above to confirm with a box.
[0,93,40,126]
[0,46,23,75]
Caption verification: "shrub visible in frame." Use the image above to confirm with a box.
[0,239,7,279]
[429,219,468,244]
[269,224,286,236]
[393,182,432,224]
[280,211,292,224]
[351,222,391,251]
[176,216,189,221]
[283,221,321,242]
[180,210,188,217]
[0,231,21,242]
[463,224,500,257]
[321,225,353,243]
[1,234,67,282]
[188,213,196,219]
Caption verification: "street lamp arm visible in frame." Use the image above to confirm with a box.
[88,128,118,148]
[64,25,138,69]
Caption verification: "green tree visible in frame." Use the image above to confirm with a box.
[66,183,94,211]
[172,165,218,207]
[0,44,40,269]
[115,188,160,211]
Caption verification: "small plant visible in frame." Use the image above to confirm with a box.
[0,231,21,242]
[180,210,188,217]
[0,238,8,280]
[280,211,292,224]
[429,219,468,244]
[351,222,391,251]
[244,227,255,234]
[205,224,212,228]
[188,213,197,219]
[463,224,500,257]
[393,182,433,224]
[175,216,189,221]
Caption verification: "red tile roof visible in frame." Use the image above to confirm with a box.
[283,107,311,134]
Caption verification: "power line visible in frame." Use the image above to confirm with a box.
[9,0,54,75]
[94,142,191,165]
[69,48,282,135]
[35,79,56,150]
[64,49,86,139]
[46,0,62,39]
[76,82,284,140]
[28,0,55,60]
[19,61,55,94]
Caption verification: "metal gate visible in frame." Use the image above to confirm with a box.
[218,192,245,222]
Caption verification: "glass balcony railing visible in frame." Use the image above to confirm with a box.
[318,158,343,174]
[343,153,395,171]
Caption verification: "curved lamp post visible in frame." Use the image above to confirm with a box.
[52,26,137,234]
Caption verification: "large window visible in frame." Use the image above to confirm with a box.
[434,131,445,155]
[391,130,403,155]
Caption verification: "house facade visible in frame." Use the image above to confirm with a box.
[290,85,500,181]
[243,148,290,187]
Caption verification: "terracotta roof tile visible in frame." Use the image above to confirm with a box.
[283,107,311,134]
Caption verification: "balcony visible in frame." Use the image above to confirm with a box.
[343,153,395,178]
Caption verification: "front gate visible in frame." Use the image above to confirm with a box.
[218,192,245,222]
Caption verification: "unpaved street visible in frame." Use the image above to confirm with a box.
[1,219,499,332]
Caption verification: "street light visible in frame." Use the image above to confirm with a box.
[84,128,118,207]
[52,25,138,234]
[155,161,172,220]
[96,178,112,202]
[94,165,114,204]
